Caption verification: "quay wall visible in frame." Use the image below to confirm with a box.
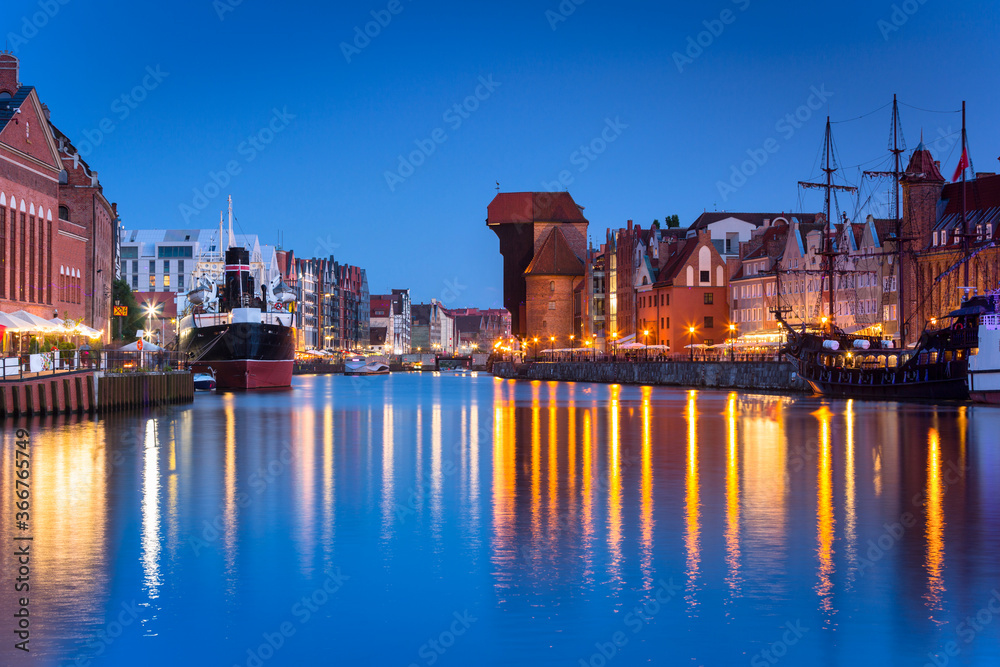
[1,371,194,419]
[491,361,808,393]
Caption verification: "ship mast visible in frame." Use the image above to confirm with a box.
[863,94,907,341]
[960,101,969,296]
[799,117,857,324]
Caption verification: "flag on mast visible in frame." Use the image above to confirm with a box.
[952,146,969,182]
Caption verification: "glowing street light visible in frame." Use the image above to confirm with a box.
[688,326,697,361]
[729,323,737,361]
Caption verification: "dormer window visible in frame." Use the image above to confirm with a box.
[932,231,939,246]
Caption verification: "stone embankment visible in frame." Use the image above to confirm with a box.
[491,361,808,393]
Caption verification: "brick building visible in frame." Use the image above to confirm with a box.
[900,142,1000,345]
[487,192,589,340]
[635,230,730,350]
[0,52,117,336]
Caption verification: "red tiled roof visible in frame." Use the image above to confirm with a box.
[940,173,1000,215]
[901,142,945,183]
[487,192,588,225]
[524,227,585,276]
[653,238,699,285]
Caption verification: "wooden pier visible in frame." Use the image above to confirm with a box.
[0,371,194,419]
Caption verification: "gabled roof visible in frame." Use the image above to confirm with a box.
[653,238,699,286]
[487,192,588,225]
[0,86,32,133]
[524,227,585,276]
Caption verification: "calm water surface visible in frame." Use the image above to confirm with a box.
[2,374,1000,666]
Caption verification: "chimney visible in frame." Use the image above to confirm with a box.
[627,219,633,231]
[0,51,19,95]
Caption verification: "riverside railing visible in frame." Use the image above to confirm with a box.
[0,350,191,380]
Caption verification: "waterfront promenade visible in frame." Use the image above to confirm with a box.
[493,359,807,392]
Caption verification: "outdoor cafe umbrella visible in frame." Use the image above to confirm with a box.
[119,340,162,352]
[9,310,58,332]
[0,312,30,332]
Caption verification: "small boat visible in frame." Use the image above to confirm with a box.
[968,290,1000,404]
[193,370,217,391]
[344,358,390,376]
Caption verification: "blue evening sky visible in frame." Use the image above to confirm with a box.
[2,0,997,307]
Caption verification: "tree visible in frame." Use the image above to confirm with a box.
[112,279,145,342]
[665,214,681,228]
[651,219,661,229]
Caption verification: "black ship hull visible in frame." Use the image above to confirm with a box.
[796,361,970,401]
[180,322,295,390]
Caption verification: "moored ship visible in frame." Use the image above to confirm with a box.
[968,291,1000,403]
[780,306,983,401]
[179,244,296,390]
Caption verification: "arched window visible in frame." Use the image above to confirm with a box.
[58,205,69,221]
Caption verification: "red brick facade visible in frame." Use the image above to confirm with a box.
[0,53,116,336]
[635,232,731,349]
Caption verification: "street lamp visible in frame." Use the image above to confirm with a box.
[533,337,539,362]
[688,326,697,361]
[570,334,575,361]
[643,329,649,360]
[728,323,736,361]
[611,331,618,359]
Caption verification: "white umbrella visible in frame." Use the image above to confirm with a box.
[620,342,647,350]
[0,312,30,332]
[77,325,103,338]
[119,340,162,351]
[9,310,57,332]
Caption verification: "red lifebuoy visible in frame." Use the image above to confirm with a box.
[274,302,285,312]
[954,322,963,330]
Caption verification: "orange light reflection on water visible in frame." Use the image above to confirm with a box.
[684,390,700,612]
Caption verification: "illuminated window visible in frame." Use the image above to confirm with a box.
[704,293,713,305]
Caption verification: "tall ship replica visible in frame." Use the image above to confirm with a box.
[178,199,297,390]
[776,98,998,401]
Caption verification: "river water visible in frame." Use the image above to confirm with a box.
[1,373,999,666]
